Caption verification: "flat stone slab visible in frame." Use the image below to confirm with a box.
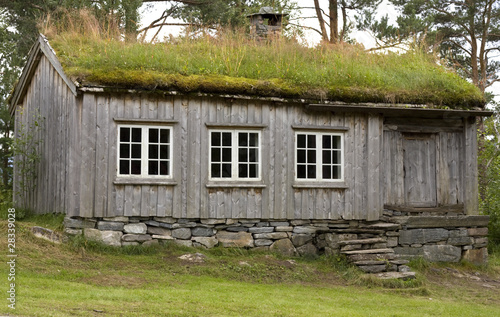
[375,272,416,280]
[359,265,387,273]
[338,238,386,246]
[342,248,395,255]
[216,231,254,248]
[32,226,65,244]
[405,216,489,228]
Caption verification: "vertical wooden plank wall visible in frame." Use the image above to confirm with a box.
[464,118,479,215]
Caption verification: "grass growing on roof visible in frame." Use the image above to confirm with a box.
[46,27,485,108]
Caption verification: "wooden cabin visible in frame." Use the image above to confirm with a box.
[9,35,492,265]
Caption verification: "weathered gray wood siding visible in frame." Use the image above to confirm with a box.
[382,117,475,213]
[14,55,76,214]
[72,94,384,220]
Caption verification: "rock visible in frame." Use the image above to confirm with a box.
[291,234,313,247]
[147,226,171,236]
[423,245,461,262]
[191,227,215,237]
[376,272,416,280]
[64,228,82,236]
[216,231,254,248]
[449,229,468,238]
[64,217,96,229]
[399,229,449,245]
[365,223,401,230]
[102,216,129,222]
[123,223,147,234]
[84,228,122,246]
[296,243,318,256]
[324,247,339,256]
[358,265,386,273]
[253,232,288,240]
[270,239,297,256]
[447,236,474,246]
[468,227,488,236]
[152,235,174,240]
[387,237,398,247]
[394,246,424,258]
[270,221,290,227]
[144,220,160,227]
[463,248,488,265]
[248,227,274,234]
[192,237,218,248]
[122,234,152,242]
[254,239,273,247]
[226,226,248,232]
[338,238,386,245]
[346,253,396,262]
[405,216,489,228]
[398,265,412,273]
[201,219,226,225]
[293,226,317,234]
[179,253,206,263]
[142,240,159,247]
[32,226,65,244]
[172,228,192,240]
[154,217,177,224]
[174,240,193,247]
[97,221,124,231]
[290,220,310,226]
[275,226,293,232]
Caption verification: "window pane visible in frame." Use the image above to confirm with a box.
[211,164,221,177]
[297,150,306,163]
[119,160,129,174]
[333,166,341,179]
[211,148,221,162]
[238,132,248,146]
[323,135,331,149]
[249,148,257,162]
[249,164,257,178]
[149,161,158,175]
[160,161,169,175]
[249,133,258,146]
[297,165,306,178]
[297,134,306,148]
[120,127,130,142]
[307,165,316,178]
[222,148,232,162]
[211,132,221,146]
[239,148,248,163]
[149,145,158,159]
[120,144,130,159]
[160,129,169,143]
[160,145,169,159]
[323,165,332,179]
[149,128,158,143]
[323,150,331,164]
[307,150,316,163]
[222,163,232,177]
[307,135,316,147]
[131,144,142,159]
[239,164,248,178]
[332,150,341,164]
[222,132,232,146]
[131,160,141,174]
[333,135,341,149]
[132,128,142,142]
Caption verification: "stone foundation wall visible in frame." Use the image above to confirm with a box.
[64,211,489,266]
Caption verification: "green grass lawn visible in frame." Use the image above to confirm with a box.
[1,218,499,317]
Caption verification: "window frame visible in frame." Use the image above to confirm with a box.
[208,129,262,182]
[116,124,173,179]
[294,131,344,182]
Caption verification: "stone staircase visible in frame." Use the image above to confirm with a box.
[339,238,413,275]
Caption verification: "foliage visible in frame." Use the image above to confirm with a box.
[11,107,44,209]
[479,102,500,246]
[43,22,485,107]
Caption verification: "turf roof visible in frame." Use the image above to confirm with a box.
[49,33,486,109]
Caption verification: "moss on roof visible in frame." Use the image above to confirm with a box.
[49,33,486,109]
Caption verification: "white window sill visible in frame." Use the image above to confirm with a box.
[114,178,177,186]
[206,182,266,188]
[292,182,348,189]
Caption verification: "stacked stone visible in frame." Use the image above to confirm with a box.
[63,213,490,269]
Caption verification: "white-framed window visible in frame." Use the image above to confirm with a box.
[295,132,343,181]
[209,130,261,180]
[117,125,172,177]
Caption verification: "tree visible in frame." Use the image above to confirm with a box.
[305,0,382,44]
[365,0,500,94]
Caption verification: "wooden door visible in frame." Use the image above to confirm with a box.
[402,133,437,207]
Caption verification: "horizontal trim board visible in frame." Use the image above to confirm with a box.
[384,125,463,133]
[205,123,267,129]
[308,104,493,118]
[292,125,349,131]
[114,179,177,186]
[384,204,464,214]
[114,118,179,124]
[292,183,348,189]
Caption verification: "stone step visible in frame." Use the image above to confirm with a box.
[341,248,395,255]
[338,238,386,246]
[375,272,416,281]
[346,252,396,262]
